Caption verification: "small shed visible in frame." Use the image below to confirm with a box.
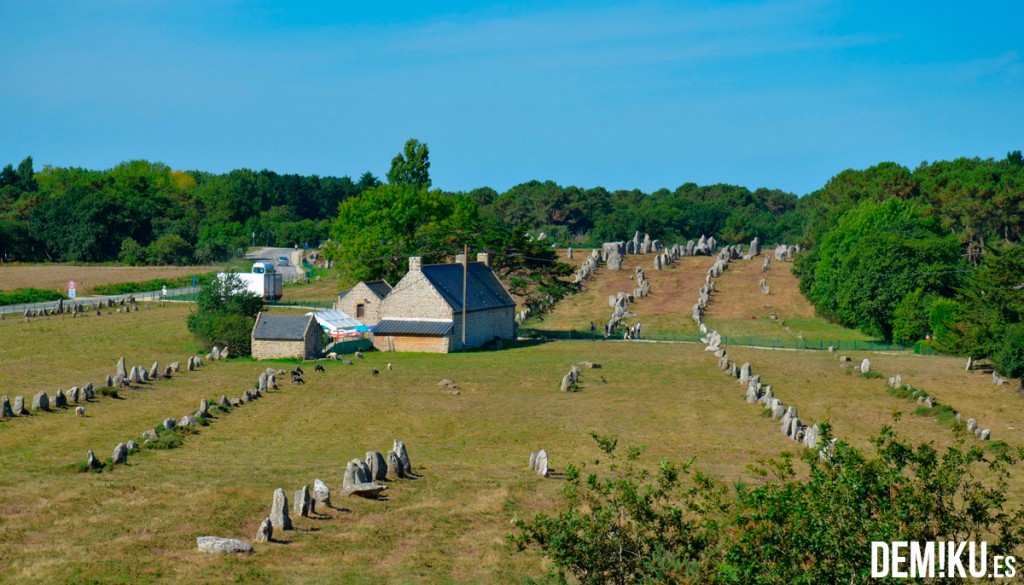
[251,312,323,360]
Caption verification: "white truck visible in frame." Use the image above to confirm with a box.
[218,262,284,301]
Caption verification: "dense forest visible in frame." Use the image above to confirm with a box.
[3,144,1024,375]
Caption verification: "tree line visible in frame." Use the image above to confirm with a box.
[3,144,1024,376]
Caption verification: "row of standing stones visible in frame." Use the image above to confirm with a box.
[3,347,228,425]
[695,239,835,453]
[82,349,232,470]
[199,440,415,554]
[14,295,142,321]
[879,368,993,442]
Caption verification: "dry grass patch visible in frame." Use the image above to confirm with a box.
[705,257,876,342]
[529,255,714,336]
[0,265,221,295]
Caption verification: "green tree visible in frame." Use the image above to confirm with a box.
[146,233,194,265]
[186,274,263,355]
[386,138,431,189]
[802,199,963,338]
[994,324,1024,388]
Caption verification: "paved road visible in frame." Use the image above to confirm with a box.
[245,247,304,281]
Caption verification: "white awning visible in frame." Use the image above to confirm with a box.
[306,309,364,332]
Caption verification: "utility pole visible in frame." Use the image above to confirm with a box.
[461,243,468,351]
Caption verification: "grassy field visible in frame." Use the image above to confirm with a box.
[704,256,877,343]
[527,254,713,337]
[0,265,225,296]
[3,259,1024,583]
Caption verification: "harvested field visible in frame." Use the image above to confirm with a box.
[0,265,222,295]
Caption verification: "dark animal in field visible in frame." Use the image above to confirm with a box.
[291,373,305,384]
[315,364,325,373]
[295,366,304,375]
[355,351,364,359]
[371,369,379,377]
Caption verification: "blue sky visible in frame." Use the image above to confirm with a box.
[1,1,1021,195]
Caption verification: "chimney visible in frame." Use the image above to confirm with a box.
[409,256,422,272]
[455,253,466,265]
[476,252,490,266]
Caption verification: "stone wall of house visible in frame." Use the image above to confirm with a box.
[452,307,516,350]
[252,339,308,360]
[372,334,450,353]
[335,282,385,326]
[379,271,454,321]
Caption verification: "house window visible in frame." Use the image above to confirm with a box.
[356,303,365,318]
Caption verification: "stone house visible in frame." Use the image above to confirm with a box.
[251,313,323,360]
[335,280,392,326]
[372,254,516,353]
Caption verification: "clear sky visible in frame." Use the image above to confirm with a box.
[1,1,1021,195]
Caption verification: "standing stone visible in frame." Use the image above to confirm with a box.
[258,372,269,392]
[162,417,176,430]
[164,366,173,378]
[84,383,95,401]
[313,479,331,508]
[13,395,25,415]
[980,429,991,441]
[386,450,404,479]
[294,485,312,518]
[269,488,293,530]
[534,449,549,477]
[127,440,138,451]
[112,374,125,388]
[780,406,797,434]
[187,357,196,372]
[219,395,230,409]
[257,517,273,542]
[739,363,752,384]
[220,347,230,359]
[366,451,388,481]
[770,400,786,420]
[112,443,128,464]
[212,346,221,361]
[116,356,127,379]
[140,367,150,383]
[966,418,978,433]
[560,373,574,392]
[105,374,113,387]
[68,386,80,403]
[1,396,12,417]
[198,399,209,418]
[87,449,98,469]
[150,362,160,379]
[170,361,180,373]
[860,359,870,373]
[32,391,50,411]
[745,385,760,404]
[394,439,411,475]
[529,451,538,470]
[53,389,67,409]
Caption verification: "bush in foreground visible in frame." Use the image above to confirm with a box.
[512,427,1024,584]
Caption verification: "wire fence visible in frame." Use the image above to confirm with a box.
[517,327,922,352]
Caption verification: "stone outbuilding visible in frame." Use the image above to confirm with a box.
[251,313,323,360]
[335,280,392,326]
[373,254,516,353]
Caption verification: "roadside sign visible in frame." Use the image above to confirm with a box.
[68,280,77,299]
[192,275,197,287]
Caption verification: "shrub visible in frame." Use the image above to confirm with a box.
[0,288,64,305]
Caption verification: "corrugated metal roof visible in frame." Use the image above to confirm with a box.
[374,319,453,336]
[252,314,313,340]
[421,262,515,313]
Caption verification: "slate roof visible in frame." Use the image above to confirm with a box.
[420,262,515,313]
[252,313,314,341]
[374,319,454,336]
[338,279,392,303]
